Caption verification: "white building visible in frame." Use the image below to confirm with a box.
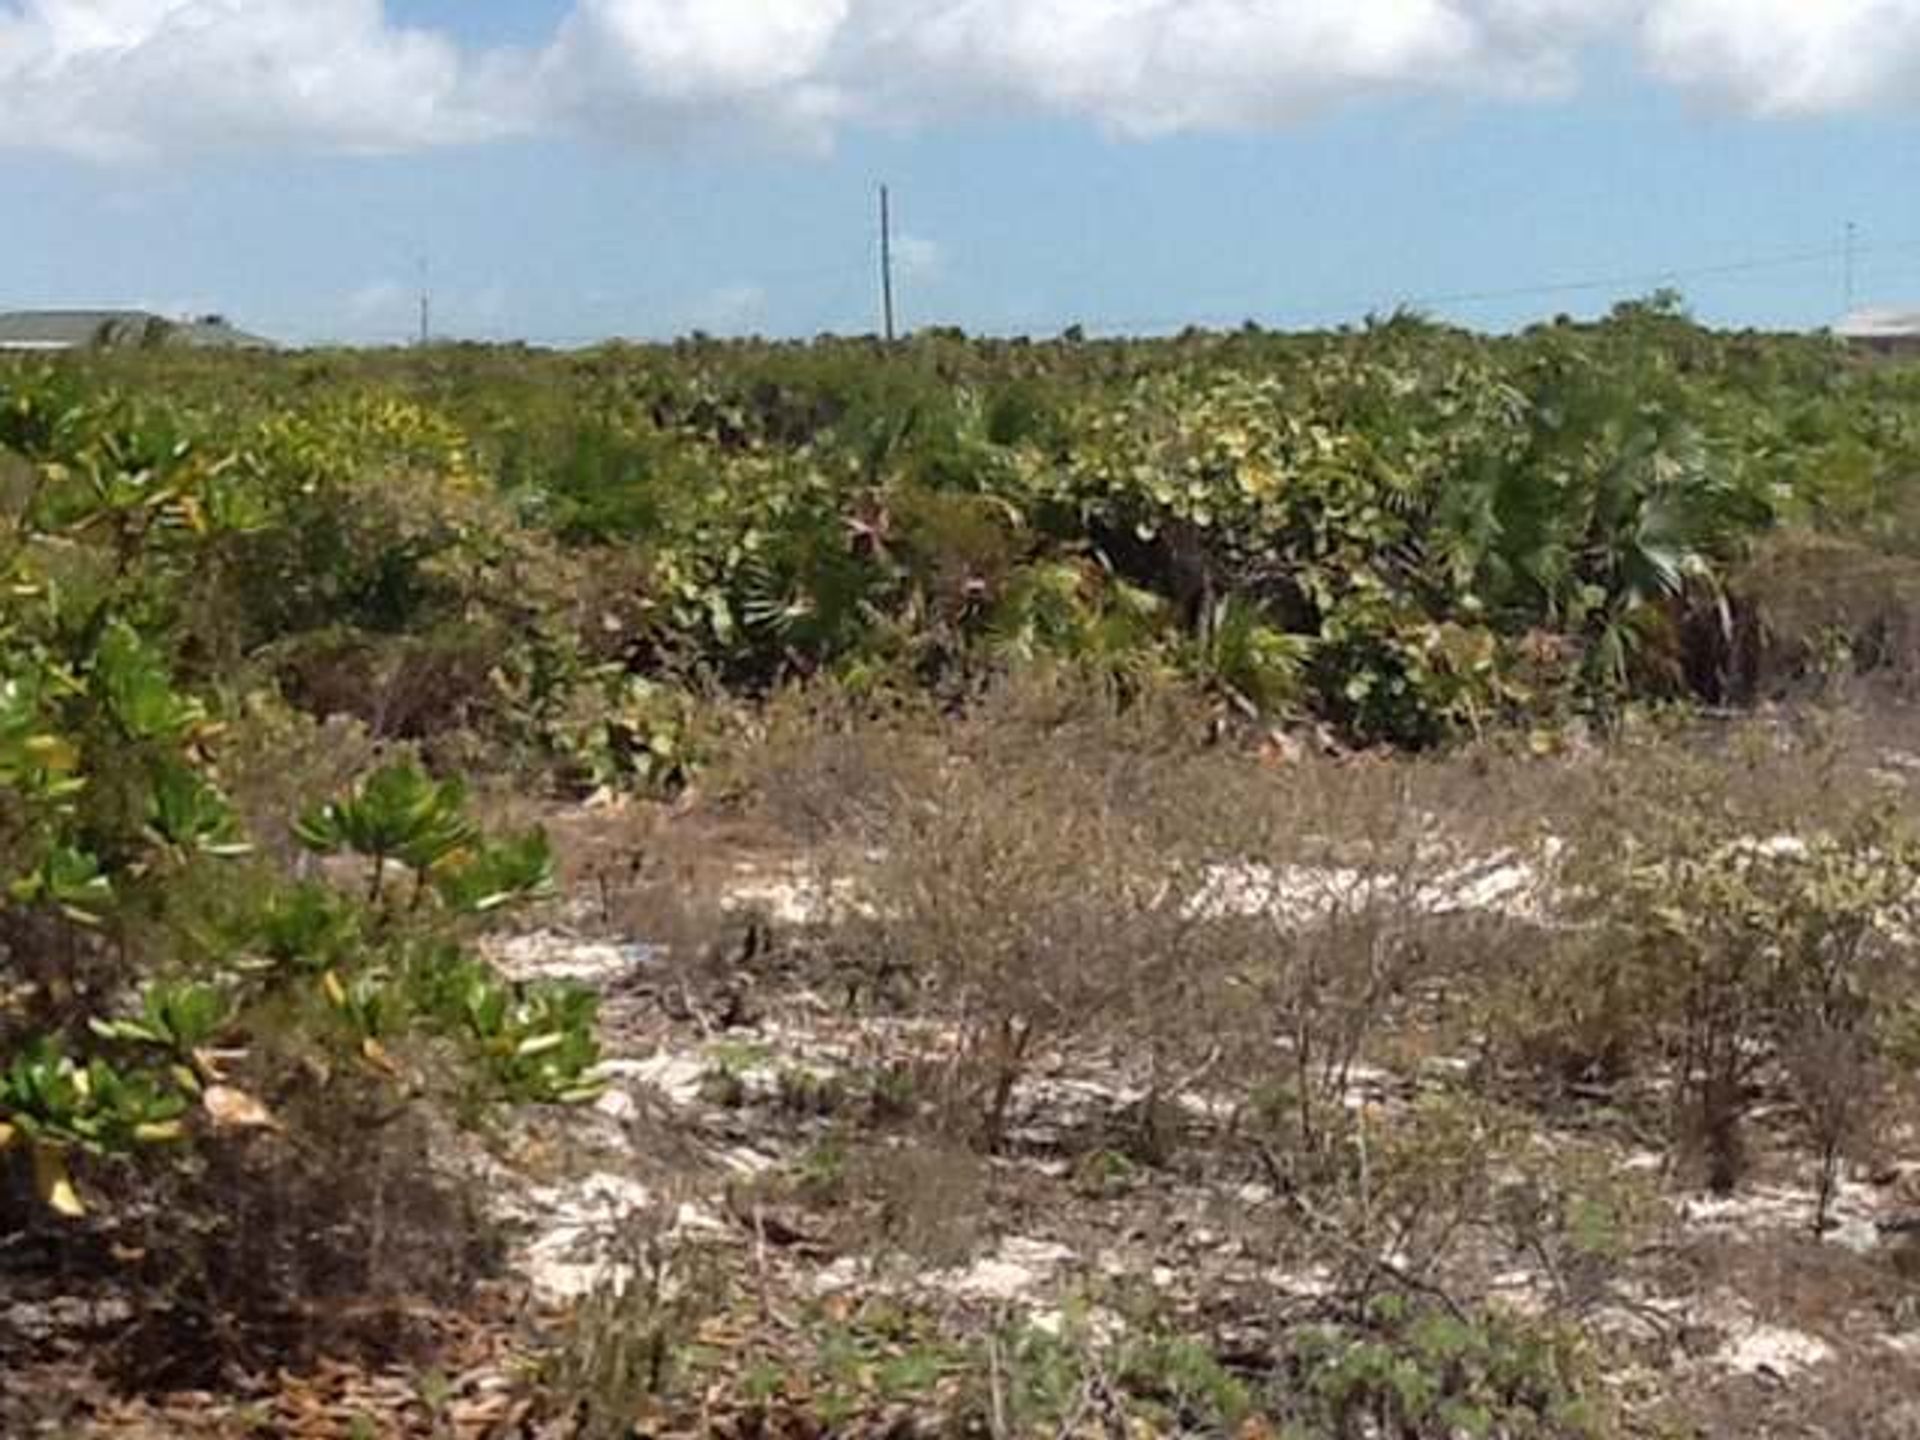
[0,310,275,353]
[1835,307,1920,360]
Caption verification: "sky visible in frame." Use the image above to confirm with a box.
[3,1,1919,346]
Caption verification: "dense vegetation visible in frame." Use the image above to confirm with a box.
[26,298,1920,769]
[6,303,1920,1433]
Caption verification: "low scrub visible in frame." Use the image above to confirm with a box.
[1727,531,1920,700]
[1500,732,1920,1218]
[860,753,1200,1151]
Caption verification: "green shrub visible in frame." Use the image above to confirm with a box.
[1277,1297,1608,1440]
[0,375,599,1375]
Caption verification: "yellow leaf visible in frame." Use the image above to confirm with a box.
[23,734,80,772]
[32,1145,84,1219]
[133,1120,186,1144]
[0,1121,15,1150]
[322,970,347,1008]
[361,1038,400,1076]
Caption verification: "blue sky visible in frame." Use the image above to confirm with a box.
[3,2,1919,346]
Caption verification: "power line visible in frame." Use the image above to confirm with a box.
[983,235,1920,339]
[308,229,1920,348]
[1392,242,1844,312]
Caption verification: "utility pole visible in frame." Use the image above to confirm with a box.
[1844,221,1859,315]
[418,256,432,347]
[879,184,897,343]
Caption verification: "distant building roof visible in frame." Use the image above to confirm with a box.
[1835,307,1920,341]
[0,309,276,352]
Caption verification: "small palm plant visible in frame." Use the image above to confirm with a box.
[295,762,479,903]
[89,979,231,1065]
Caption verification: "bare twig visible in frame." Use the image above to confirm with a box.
[988,1331,1010,1440]
[1254,1143,1471,1324]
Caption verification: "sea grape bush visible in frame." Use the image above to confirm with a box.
[46,301,1920,761]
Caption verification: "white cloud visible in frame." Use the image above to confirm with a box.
[1639,0,1920,115]
[531,0,849,145]
[0,0,512,156]
[4,0,1920,158]
[887,0,1484,132]
[559,0,848,101]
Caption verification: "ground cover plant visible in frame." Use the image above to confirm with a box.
[7,309,1920,1435]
